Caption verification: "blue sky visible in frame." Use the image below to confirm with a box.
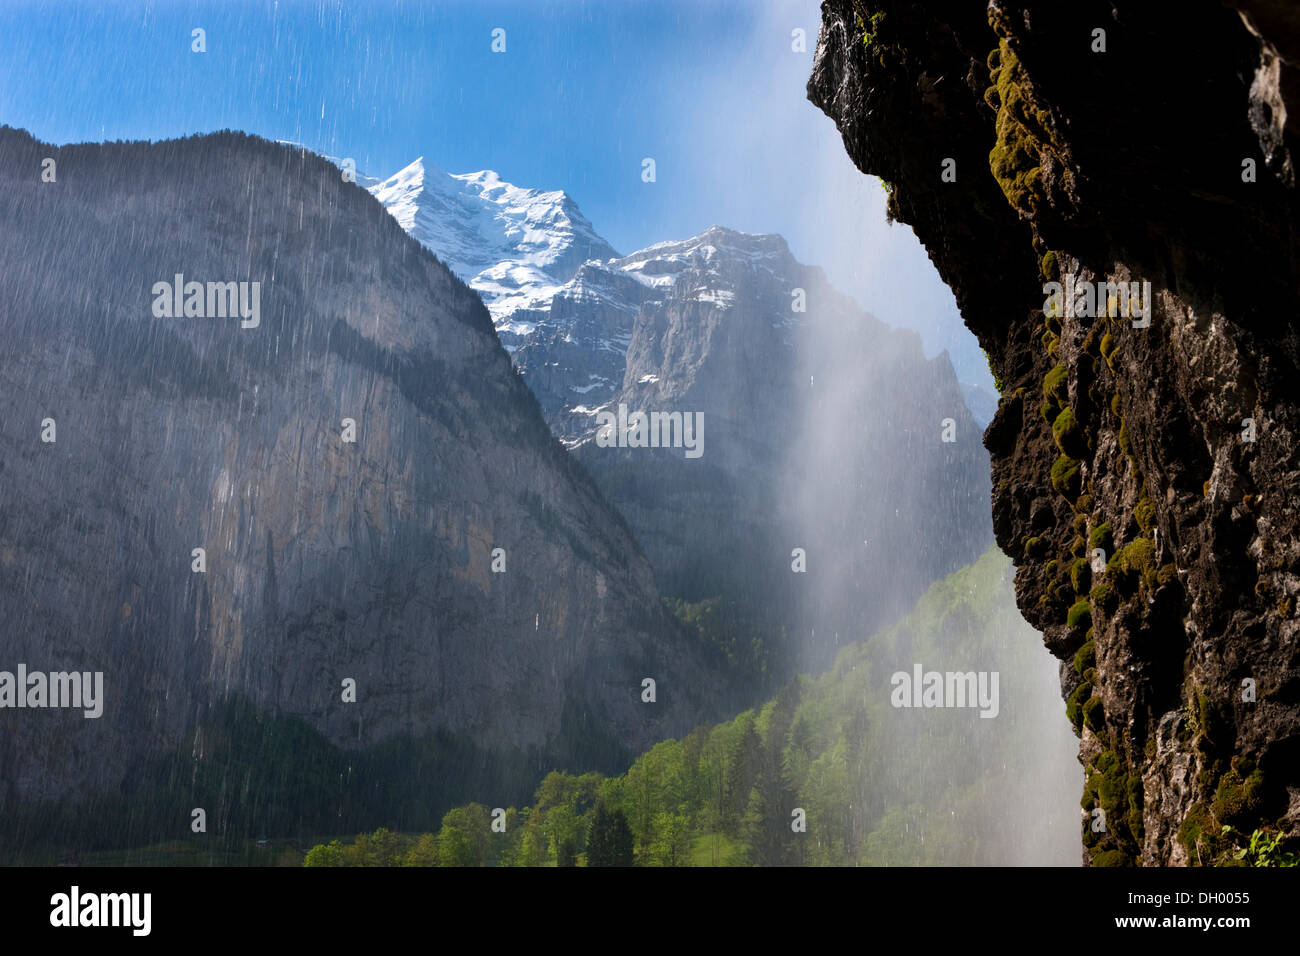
[0,0,989,385]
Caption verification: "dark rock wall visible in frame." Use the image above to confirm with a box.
[0,128,730,818]
[809,0,1300,864]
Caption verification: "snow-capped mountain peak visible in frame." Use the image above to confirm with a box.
[365,157,618,319]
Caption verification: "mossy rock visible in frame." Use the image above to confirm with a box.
[1023,535,1048,558]
[1089,581,1116,614]
[1088,522,1113,554]
[1134,497,1156,534]
[1041,249,1059,281]
[1156,563,1178,587]
[1045,559,1059,577]
[987,38,1058,216]
[1110,393,1121,417]
[1051,454,1082,498]
[1070,535,1087,557]
[1072,639,1096,675]
[1118,420,1134,458]
[1040,399,1059,425]
[1067,599,1092,631]
[1212,769,1266,827]
[1082,695,1106,732]
[1177,804,1220,859]
[1107,537,1155,592]
[1070,557,1091,594]
[1100,332,1117,359]
[1052,406,1085,457]
[1091,849,1132,867]
[1066,681,1092,730]
[1043,364,1069,405]
[1076,493,1094,514]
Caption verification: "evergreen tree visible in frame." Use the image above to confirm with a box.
[587,802,634,866]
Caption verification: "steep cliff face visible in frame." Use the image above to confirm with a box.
[562,227,991,679]
[0,128,730,845]
[810,1,1300,864]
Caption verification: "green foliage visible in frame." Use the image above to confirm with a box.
[983,348,1004,393]
[1221,826,1299,867]
[587,802,634,866]
[302,549,1075,867]
[664,595,770,680]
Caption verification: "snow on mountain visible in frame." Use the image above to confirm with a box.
[365,157,618,326]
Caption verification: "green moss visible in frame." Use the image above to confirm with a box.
[1072,640,1096,675]
[1043,364,1068,405]
[1212,769,1266,827]
[1107,537,1155,592]
[1070,557,1091,594]
[1134,496,1156,534]
[1076,493,1094,515]
[1089,581,1115,613]
[1088,522,1113,554]
[1052,406,1084,457]
[1067,599,1092,631]
[1023,536,1048,558]
[1100,332,1116,360]
[1090,849,1132,867]
[986,38,1057,217]
[1082,695,1105,732]
[1040,400,1059,425]
[1050,454,1082,498]
[1178,804,1219,860]
[1118,420,1134,458]
[1041,249,1058,282]
[1045,559,1058,578]
[1070,535,1086,558]
[1066,681,1092,730]
[1110,393,1121,417]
